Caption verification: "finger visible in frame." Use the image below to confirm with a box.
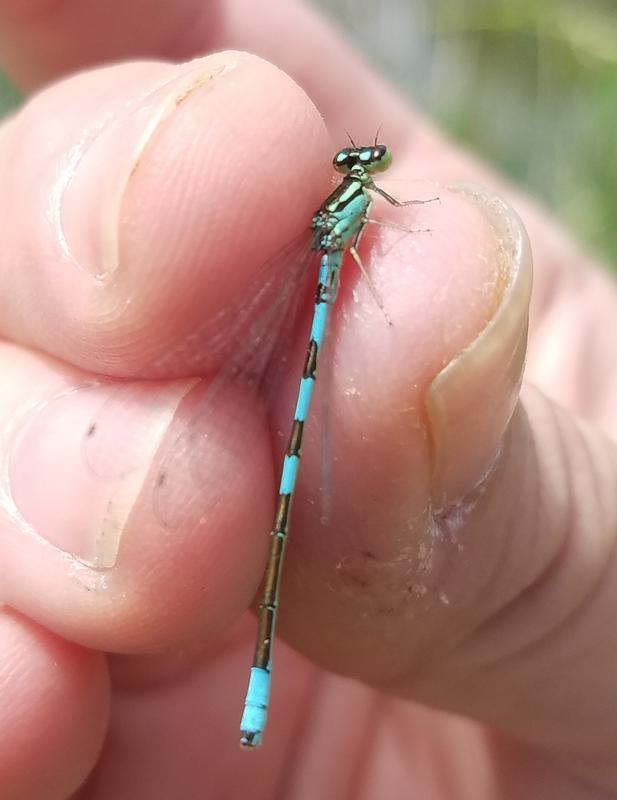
[405,386,617,789]
[274,188,617,787]
[0,0,208,91]
[0,609,108,800]
[0,50,373,658]
[0,53,330,376]
[277,183,531,679]
[0,341,272,652]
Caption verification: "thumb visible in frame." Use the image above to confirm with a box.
[276,184,617,786]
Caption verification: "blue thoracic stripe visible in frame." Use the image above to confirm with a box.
[280,454,299,495]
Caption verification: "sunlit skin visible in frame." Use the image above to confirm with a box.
[0,2,616,799]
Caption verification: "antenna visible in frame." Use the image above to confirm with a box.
[344,129,357,148]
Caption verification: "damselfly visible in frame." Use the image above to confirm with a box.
[240,139,435,748]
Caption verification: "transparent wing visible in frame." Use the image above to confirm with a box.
[81,231,318,532]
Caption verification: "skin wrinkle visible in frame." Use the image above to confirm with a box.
[543,549,617,700]
[459,405,617,701]
[504,430,544,596]
[430,486,481,544]
[380,478,515,690]
[455,402,575,667]
[444,500,518,653]
[529,440,617,676]
[464,532,575,673]
[382,408,560,698]
[463,440,534,629]
[386,416,532,668]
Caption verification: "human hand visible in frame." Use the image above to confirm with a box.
[0,2,616,798]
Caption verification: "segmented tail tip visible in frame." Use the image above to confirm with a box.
[240,730,262,749]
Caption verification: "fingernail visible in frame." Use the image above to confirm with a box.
[5,379,196,567]
[52,53,239,277]
[426,185,532,508]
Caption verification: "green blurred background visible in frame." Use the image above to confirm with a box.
[313,0,617,270]
[1,0,616,269]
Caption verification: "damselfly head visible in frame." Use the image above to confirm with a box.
[332,144,393,174]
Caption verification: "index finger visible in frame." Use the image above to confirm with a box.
[0,52,330,375]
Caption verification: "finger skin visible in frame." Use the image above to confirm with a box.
[0,342,276,652]
[387,389,617,775]
[0,0,211,90]
[0,610,109,800]
[0,53,330,376]
[0,54,332,653]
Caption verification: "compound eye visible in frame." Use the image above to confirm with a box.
[371,145,392,172]
[333,148,353,173]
